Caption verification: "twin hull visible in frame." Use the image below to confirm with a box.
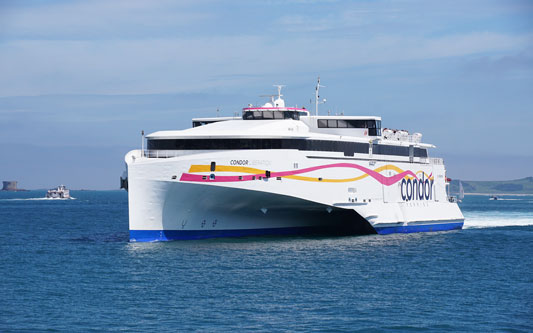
[126,149,464,242]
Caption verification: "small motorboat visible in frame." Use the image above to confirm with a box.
[46,185,71,199]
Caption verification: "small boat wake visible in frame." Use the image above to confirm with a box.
[464,212,533,229]
[489,198,522,201]
[0,197,76,201]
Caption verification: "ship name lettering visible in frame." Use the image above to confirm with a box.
[230,159,249,165]
[401,174,433,201]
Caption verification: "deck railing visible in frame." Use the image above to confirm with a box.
[143,150,447,166]
[429,157,444,165]
[143,150,189,159]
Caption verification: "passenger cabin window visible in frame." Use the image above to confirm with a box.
[317,119,382,136]
[193,121,218,127]
[242,110,304,120]
[147,138,428,158]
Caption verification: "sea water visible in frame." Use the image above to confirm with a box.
[0,191,531,332]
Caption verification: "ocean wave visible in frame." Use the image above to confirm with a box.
[463,212,533,229]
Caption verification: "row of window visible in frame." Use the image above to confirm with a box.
[317,119,382,136]
[242,110,305,120]
[147,139,428,158]
[317,119,381,129]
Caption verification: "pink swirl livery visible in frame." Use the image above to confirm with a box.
[180,163,433,186]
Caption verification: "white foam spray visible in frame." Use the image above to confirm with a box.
[463,211,533,229]
[0,197,76,201]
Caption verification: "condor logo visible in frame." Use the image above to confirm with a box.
[401,174,434,201]
[230,160,248,165]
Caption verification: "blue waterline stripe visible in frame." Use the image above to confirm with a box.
[374,221,464,235]
[130,221,464,242]
[130,227,314,242]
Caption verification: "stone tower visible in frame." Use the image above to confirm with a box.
[2,181,18,191]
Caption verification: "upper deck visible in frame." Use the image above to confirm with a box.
[145,83,434,162]
[148,114,427,146]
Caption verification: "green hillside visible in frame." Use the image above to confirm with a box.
[450,177,533,195]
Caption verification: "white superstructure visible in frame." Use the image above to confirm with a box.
[123,82,464,241]
[46,185,70,199]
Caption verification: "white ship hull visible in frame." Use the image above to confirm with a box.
[126,149,464,242]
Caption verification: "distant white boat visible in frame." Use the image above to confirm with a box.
[46,185,71,199]
[489,195,499,201]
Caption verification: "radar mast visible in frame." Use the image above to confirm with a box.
[315,77,326,116]
[260,84,286,107]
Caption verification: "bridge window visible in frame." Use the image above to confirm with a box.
[262,111,273,119]
[243,110,300,120]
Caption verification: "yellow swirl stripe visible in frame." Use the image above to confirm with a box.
[188,165,266,174]
[190,164,403,175]
[187,163,429,183]
[405,170,433,180]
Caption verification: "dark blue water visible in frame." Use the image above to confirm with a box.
[1,191,532,332]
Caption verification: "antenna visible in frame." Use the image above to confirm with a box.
[260,84,286,106]
[315,77,326,116]
[259,94,276,105]
[273,84,285,100]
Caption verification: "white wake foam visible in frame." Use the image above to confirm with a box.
[0,197,76,201]
[463,212,533,229]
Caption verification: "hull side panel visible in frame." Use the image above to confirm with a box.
[131,226,328,242]
[374,220,464,235]
[125,149,465,241]
[128,180,376,242]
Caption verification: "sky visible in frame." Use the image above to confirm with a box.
[0,0,532,189]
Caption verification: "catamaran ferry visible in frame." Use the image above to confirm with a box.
[122,80,464,242]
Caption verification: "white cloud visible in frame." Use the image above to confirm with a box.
[0,0,213,40]
[0,32,529,97]
[0,0,531,96]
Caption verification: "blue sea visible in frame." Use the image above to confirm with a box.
[0,191,532,332]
